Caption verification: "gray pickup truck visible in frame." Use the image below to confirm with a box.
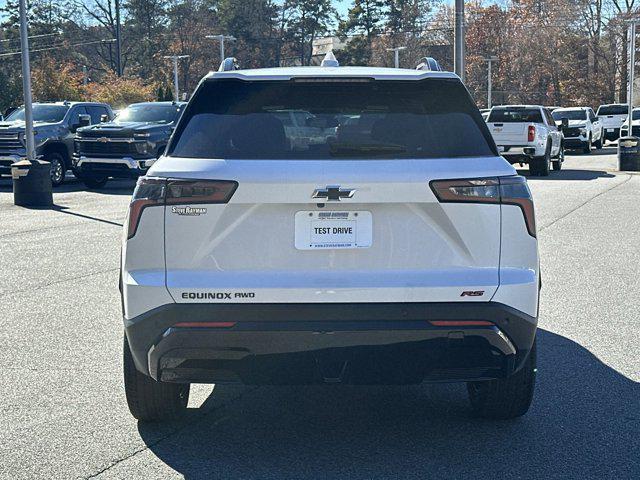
[73,102,185,188]
[0,102,113,186]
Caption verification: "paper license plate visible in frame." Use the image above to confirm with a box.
[295,211,372,250]
[607,128,614,132]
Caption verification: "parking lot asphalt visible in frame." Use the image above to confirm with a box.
[0,145,638,479]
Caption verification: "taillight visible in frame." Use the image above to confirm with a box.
[431,176,536,237]
[127,177,238,239]
[527,125,536,142]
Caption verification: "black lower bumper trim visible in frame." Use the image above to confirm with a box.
[124,302,537,385]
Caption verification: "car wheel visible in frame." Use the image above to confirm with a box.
[82,176,109,189]
[582,136,591,154]
[47,152,66,187]
[467,337,537,419]
[552,144,564,171]
[123,334,190,422]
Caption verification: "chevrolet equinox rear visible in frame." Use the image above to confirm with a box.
[121,63,539,421]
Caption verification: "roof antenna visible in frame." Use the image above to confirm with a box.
[321,51,339,68]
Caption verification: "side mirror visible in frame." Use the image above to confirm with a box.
[561,118,569,129]
[100,114,110,123]
[79,114,91,128]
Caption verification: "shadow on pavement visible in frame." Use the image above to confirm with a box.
[518,169,616,181]
[0,176,135,194]
[138,329,639,479]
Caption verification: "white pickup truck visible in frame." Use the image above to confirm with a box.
[551,107,603,153]
[596,103,628,143]
[487,105,564,176]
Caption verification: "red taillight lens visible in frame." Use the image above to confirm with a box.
[430,176,536,237]
[174,322,236,328]
[499,176,536,237]
[127,178,238,239]
[127,178,165,239]
[527,125,535,142]
[430,320,494,327]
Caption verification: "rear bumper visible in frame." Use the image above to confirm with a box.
[498,146,539,163]
[125,302,537,385]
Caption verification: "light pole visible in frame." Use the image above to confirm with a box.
[115,0,122,76]
[483,56,498,108]
[454,0,465,81]
[164,55,190,102]
[12,0,53,206]
[206,35,236,64]
[627,21,637,129]
[386,46,407,68]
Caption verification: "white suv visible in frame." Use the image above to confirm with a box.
[121,61,540,421]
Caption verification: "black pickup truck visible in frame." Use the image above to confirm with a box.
[73,101,186,188]
[0,102,113,186]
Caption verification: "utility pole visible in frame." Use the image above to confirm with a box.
[115,0,122,76]
[206,35,236,64]
[454,0,465,81]
[628,21,637,127]
[164,55,190,102]
[12,0,53,207]
[386,46,407,68]
[483,56,498,108]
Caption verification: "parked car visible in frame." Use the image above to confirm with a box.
[0,101,113,186]
[121,58,539,422]
[596,103,629,143]
[619,108,640,137]
[487,105,564,175]
[551,107,603,153]
[73,101,186,188]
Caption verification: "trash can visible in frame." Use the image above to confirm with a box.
[618,136,640,171]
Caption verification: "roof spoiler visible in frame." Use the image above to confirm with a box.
[415,57,442,72]
[218,57,240,72]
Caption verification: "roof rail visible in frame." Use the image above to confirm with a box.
[415,57,442,72]
[218,57,240,72]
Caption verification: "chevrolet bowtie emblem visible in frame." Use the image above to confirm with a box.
[312,186,355,201]
[97,137,109,143]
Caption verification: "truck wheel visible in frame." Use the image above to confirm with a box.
[82,176,109,189]
[123,334,190,422]
[582,136,591,154]
[552,144,564,171]
[47,153,66,187]
[467,337,536,419]
[530,144,551,176]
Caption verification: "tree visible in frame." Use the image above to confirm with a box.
[84,72,155,106]
[288,0,336,65]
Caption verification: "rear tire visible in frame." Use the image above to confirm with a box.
[123,334,190,422]
[467,337,537,419]
[530,143,551,176]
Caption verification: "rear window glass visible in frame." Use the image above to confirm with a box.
[597,105,628,115]
[487,108,543,123]
[168,79,495,160]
